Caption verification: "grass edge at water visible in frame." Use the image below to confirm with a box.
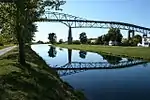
[56,44,150,61]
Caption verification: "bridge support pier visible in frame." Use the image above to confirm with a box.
[132,30,135,38]
[128,30,135,40]
[68,27,73,44]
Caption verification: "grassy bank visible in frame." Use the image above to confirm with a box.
[0,44,15,50]
[56,44,150,61]
[0,46,85,100]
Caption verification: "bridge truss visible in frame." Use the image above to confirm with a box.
[38,11,150,35]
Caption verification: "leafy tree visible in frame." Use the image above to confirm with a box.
[48,33,57,44]
[132,35,142,44]
[72,40,81,44]
[102,34,109,45]
[0,0,38,64]
[107,28,123,43]
[79,32,87,44]
[0,3,16,44]
[0,0,65,65]
[121,38,129,46]
[122,35,142,46]
[96,36,103,44]
[58,39,63,44]
[87,39,91,44]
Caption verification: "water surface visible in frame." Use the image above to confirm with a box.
[31,44,150,100]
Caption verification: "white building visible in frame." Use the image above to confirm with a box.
[90,39,96,43]
[137,36,150,47]
[109,41,118,46]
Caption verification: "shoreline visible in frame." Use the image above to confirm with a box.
[56,44,150,61]
[0,45,86,100]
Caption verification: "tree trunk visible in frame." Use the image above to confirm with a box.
[16,0,26,65]
[16,21,26,65]
[18,35,25,65]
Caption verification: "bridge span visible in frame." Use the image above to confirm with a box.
[37,11,150,44]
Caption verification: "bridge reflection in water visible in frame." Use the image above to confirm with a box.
[50,49,147,77]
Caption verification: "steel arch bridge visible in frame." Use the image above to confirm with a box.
[36,11,150,43]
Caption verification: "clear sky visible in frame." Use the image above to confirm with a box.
[35,0,150,42]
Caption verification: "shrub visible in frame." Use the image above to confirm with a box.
[58,39,63,44]
[72,40,81,44]
[0,43,4,46]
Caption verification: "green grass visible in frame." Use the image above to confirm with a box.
[0,46,86,100]
[56,44,150,61]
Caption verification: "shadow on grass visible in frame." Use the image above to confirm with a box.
[0,46,85,100]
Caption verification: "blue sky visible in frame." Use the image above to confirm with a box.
[35,0,150,42]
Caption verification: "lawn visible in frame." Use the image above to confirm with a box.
[0,46,85,100]
[57,44,150,61]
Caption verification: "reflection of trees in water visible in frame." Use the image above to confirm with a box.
[101,54,122,64]
[48,46,57,58]
[127,58,133,61]
[143,63,148,67]
[79,51,87,59]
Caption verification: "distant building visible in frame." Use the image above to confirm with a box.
[90,39,96,43]
[137,36,150,47]
[88,38,97,44]
[109,41,118,46]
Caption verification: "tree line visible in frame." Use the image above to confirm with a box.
[77,28,142,46]
[48,28,142,46]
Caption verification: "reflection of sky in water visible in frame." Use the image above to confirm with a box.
[62,64,150,100]
[31,44,150,100]
[31,44,128,67]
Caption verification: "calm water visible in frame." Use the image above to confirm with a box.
[31,44,150,100]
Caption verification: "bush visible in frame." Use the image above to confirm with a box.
[58,39,63,44]
[0,43,4,46]
[72,40,81,44]
[87,40,91,44]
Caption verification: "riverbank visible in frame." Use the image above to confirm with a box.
[0,46,85,100]
[56,44,150,61]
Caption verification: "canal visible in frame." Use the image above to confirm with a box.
[32,44,150,100]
